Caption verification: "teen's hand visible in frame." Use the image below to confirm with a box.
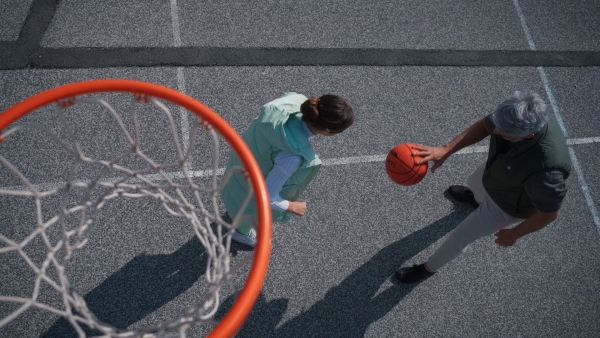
[288,201,307,216]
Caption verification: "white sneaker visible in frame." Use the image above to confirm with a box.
[232,229,257,247]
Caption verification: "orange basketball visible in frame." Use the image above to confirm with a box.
[385,143,428,186]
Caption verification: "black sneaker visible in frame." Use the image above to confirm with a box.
[395,263,434,283]
[448,185,480,208]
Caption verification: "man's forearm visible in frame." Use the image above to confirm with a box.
[511,210,560,240]
[443,118,491,155]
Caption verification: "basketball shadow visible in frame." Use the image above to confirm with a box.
[42,236,208,337]
[230,209,470,337]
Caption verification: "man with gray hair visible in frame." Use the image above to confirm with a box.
[395,91,572,283]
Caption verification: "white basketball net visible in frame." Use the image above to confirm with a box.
[0,93,256,337]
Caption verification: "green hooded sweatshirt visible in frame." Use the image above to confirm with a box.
[222,93,322,229]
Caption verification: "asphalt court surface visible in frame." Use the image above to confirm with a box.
[1,1,599,337]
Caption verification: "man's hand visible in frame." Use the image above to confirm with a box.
[287,201,307,216]
[411,118,492,173]
[412,144,450,173]
[494,229,518,247]
[494,210,560,247]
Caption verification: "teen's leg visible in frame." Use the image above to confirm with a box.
[237,220,254,234]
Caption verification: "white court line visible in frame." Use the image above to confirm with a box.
[2,137,598,191]
[566,136,600,145]
[569,148,600,227]
[0,168,227,193]
[169,0,192,170]
[512,0,600,233]
[177,67,191,171]
[322,155,386,166]
[322,137,600,165]
[169,0,182,47]
[538,67,569,137]
[511,0,536,50]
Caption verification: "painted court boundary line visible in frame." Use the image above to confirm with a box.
[1,136,598,192]
[1,0,598,234]
[512,0,600,233]
[5,48,600,70]
[169,0,193,172]
[3,0,600,69]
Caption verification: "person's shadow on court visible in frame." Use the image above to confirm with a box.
[42,236,208,337]
[230,201,471,337]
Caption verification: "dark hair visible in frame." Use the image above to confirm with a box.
[300,95,354,133]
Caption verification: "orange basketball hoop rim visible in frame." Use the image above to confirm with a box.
[0,79,272,338]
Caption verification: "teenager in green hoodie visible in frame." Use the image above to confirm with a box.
[222,92,354,246]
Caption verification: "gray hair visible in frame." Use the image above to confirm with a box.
[492,91,548,138]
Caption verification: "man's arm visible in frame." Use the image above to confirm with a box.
[495,170,567,246]
[494,210,560,247]
[413,117,492,172]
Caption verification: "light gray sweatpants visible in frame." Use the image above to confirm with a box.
[427,163,524,271]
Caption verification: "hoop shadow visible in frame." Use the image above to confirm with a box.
[228,208,470,337]
[42,236,208,337]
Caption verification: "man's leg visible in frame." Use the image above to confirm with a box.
[426,191,521,271]
[467,162,486,204]
[448,162,486,208]
[396,163,522,283]
[428,161,521,271]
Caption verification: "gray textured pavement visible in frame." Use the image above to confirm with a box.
[1,1,599,337]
